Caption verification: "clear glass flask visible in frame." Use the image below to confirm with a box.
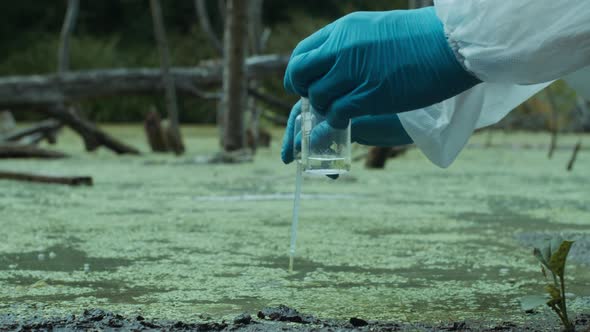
[294,98,351,175]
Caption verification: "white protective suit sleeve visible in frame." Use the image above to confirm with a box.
[398,0,590,168]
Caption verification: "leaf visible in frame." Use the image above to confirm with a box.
[548,241,575,278]
[542,244,553,263]
[550,236,564,256]
[545,284,561,300]
[533,248,550,270]
[520,295,548,312]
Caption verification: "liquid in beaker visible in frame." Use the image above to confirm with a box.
[298,98,351,175]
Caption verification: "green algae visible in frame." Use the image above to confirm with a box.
[0,127,589,324]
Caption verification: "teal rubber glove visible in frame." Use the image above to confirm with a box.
[283,7,481,129]
[281,100,413,165]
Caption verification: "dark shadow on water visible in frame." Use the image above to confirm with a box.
[231,255,539,287]
[97,208,157,216]
[0,245,132,272]
[452,195,590,232]
[1,275,168,304]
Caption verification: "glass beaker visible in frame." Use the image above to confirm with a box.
[295,98,351,175]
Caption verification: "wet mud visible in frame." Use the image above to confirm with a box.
[0,306,588,331]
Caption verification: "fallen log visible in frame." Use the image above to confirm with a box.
[0,119,62,145]
[0,55,289,108]
[0,170,92,186]
[0,144,68,159]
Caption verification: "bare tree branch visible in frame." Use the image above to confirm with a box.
[247,87,291,112]
[0,170,92,186]
[195,0,223,55]
[218,0,226,24]
[567,140,582,171]
[0,120,62,144]
[37,105,140,155]
[58,0,80,74]
[0,144,68,159]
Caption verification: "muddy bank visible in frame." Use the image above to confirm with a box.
[1,306,589,331]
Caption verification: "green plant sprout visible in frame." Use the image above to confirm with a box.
[533,237,576,332]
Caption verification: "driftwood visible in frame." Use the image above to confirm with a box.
[0,55,289,108]
[0,171,91,186]
[0,144,68,159]
[0,119,62,145]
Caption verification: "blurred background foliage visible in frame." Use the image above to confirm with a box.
[1,0,585,131]
[0,0,402,123]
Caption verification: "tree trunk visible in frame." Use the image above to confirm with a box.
[222,0,249,152]
[246,0,264,152]
[144,109,168,152]
[150,0,185,155]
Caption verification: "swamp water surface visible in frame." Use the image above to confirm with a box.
[0,127,589,326]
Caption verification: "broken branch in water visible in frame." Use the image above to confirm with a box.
[0,144,68,159]
[0,171,92,186]
[566,140,582,172]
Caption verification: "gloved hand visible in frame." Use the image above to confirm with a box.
[281,100,413,165]
[283,7,481,129]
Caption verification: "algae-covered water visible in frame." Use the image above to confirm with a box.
[0,126,589,325]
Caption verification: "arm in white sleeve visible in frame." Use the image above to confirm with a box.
[398,2,590,168]
[435,0,590,84]
[399,66,590,168]
[398,82,550,168]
